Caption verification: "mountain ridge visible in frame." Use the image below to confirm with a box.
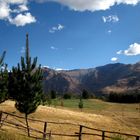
[42,62,140,95]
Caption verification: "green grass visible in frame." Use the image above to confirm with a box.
[52,99,108,110]
[49,98,140,117]
[61,99,108,110]
[50,98,137,110]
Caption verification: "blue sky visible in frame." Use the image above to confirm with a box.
[0,0,140,70]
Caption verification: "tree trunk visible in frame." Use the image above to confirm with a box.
[25,114,30,137]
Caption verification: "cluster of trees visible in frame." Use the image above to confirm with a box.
[0,34,43,136]
[41,89,91,111]
[44,89,92,100]
[0,51,8,103]
[107,91,140,103]
[42,89,92,106]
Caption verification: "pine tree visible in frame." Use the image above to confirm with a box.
[0,51,8,103]
[50,90,56,99]
[78,98,83,111]
[78,93,83,111]
[9,34,43,136]
[82,89,89,99]
[0,51,6,67]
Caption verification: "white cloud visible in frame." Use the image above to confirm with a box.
[108,30,112,34]
[9,12,36,26]
[50,46,58,50]
[55,68,63,71]
[58,24,64,30]
[36,0,140,12]
[53,67,69,71]
[0,2,10,19]
[42,65,50,68]
[0,0,36,26]
[49,24,64,33]
[116,50,123,54]
[117,0,139,5]
[102,15,119,23]
[117,43,140,56]
[1,0,140,26]
[111,57,118,62]
[12,4,28,13]
[5,0,27,4]
[18,4,28,11]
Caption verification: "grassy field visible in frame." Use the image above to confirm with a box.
[0,130,34,140]
[52,99,107,110]
[51,99,140,115]
[0,99,140,140]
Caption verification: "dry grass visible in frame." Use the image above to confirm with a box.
[0,130,34,140]
[0,100,140,140]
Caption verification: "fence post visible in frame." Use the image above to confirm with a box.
[79,125,83,140]
[0,111,3,128]
[0,111,2,121]
[49,131,51,140]
[102,131,105,140]
[136,136,139,140]
[43,122,47,140]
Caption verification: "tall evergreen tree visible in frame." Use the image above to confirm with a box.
[0,51,6,67]
[0,51,8,103]
[50,90,56,99]
[82,89,89,99]
[9,34,43,136]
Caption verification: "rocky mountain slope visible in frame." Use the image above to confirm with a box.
[42,62,140,95]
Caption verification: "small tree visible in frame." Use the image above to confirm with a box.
[0,51,8,103]
[47,96,52,106]
[78,98,83,111]
[0,51,6,66]
[82,89,89,99]
[63,93,71,99]
[9,34,43,136]
[50,90,56,99]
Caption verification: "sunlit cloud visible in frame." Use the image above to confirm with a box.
[102,15,119,23]
[36,0,140,12]
[49,24,64,33]
[111,57,119,62]
[117,43,140,56]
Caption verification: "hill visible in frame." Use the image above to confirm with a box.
[42,62,140,95]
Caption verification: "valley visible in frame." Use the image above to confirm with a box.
[0,99,140,140]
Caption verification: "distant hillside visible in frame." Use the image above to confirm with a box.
[42,62,140,95]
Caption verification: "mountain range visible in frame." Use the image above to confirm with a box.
[42,62,140,95]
